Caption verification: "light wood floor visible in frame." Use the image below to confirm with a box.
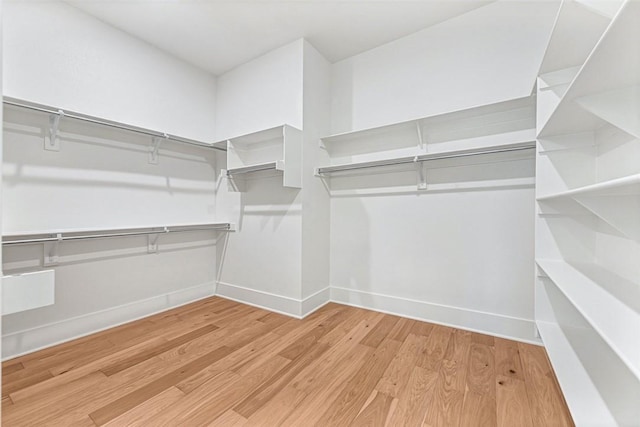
[2,297,573,426]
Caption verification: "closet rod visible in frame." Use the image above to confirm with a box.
[2,223,233,246]
[316,142,536,175]
[3,97,226,152]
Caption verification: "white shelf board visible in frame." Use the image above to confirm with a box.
[539,1,640,137]
[536,319,617,427]
[316,141,535,175]
[537,173,640,201]
[226,161,282,176]
[321,95,534,144]
[537,259,640,379]
[2,222,234,238]
[538,0,612,75]
[214,124,298,147]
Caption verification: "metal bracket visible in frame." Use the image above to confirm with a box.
[415,157,427,190]
[416,121,425,152]
[147,227,168,253]
[44,110,64,151]
[149,134,168,164]
[43,233,63,266]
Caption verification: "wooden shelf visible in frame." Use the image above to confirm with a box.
[539,1,639,138]
[537,173,640,201]
[537,259,640,379]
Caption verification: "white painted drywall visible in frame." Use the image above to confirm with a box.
[2,3,220,358]
[3,1,217,142]
[215,40,304,141]
[215,40,305,307]
[301,41,331,302]
[328,1,554,342]
[330,0,559,134]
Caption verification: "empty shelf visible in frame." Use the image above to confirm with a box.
[226,161,282,176]
[316,141,535,175]
[537,173,640,201]
[537,259,640,379]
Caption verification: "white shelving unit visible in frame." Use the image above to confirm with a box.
[534,1,640,425]
[317,96,536,190]
[218,124,302,189]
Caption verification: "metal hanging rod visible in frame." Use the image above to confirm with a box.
[2,223,233,246]
[3,97,226,152]
[316,141,536,175]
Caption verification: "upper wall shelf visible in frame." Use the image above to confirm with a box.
[3,97,225,154]
[316,141,535,176]
[216,125,302,189]
[320,95,536,167]
[538,1,638,138]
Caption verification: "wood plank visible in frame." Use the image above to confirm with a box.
[208,410,247,427]
[359,314,400,348]
[102,386,185,427]
[281,344,374,425]
[352,390,396,426]
[89,345,236,425]
[244,385,307,426]
[387,366,438,427]
[100,323,219,376]
[2,362,24,377]
[148,356,290,426]
[388,317,416,342]
[233,342,330,418]
[496,375,534,427]
[422,359,466,427]
[416,324,454,372]
[315,338,401,426]
[494,337,524,380]
[518,342,574,427]
[375,333,428,398]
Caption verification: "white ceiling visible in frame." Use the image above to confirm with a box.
[66,0,493,76]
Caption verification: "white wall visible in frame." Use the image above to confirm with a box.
[215,40,304,141]
[3,1,217,142]
[215,40,305,312]
[328,1,556,343]
[2,2,220,358]
[301,41,332,306]
[330,0,559,134]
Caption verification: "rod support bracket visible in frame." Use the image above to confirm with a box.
[149,134,168,164]
[45,110,64,151]
[416,121,425,151]
[414,157,427,190]
[43,233,63,266]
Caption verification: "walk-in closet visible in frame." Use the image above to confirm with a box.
[1,1,638,425]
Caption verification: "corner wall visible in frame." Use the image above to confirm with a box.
[2,1,220,359]
[328,1,559,343]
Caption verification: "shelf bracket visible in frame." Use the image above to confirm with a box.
[415,157,427,190]
[43,233,62,266]
[147,227,167,253]
[45,110,64,151]
[416,121,425,151]
[149,134,167,165]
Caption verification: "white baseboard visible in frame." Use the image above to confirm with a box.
[330,286,541,345]
[302,287,331,317]
[2,282,216,360]
[216,281,330,319]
